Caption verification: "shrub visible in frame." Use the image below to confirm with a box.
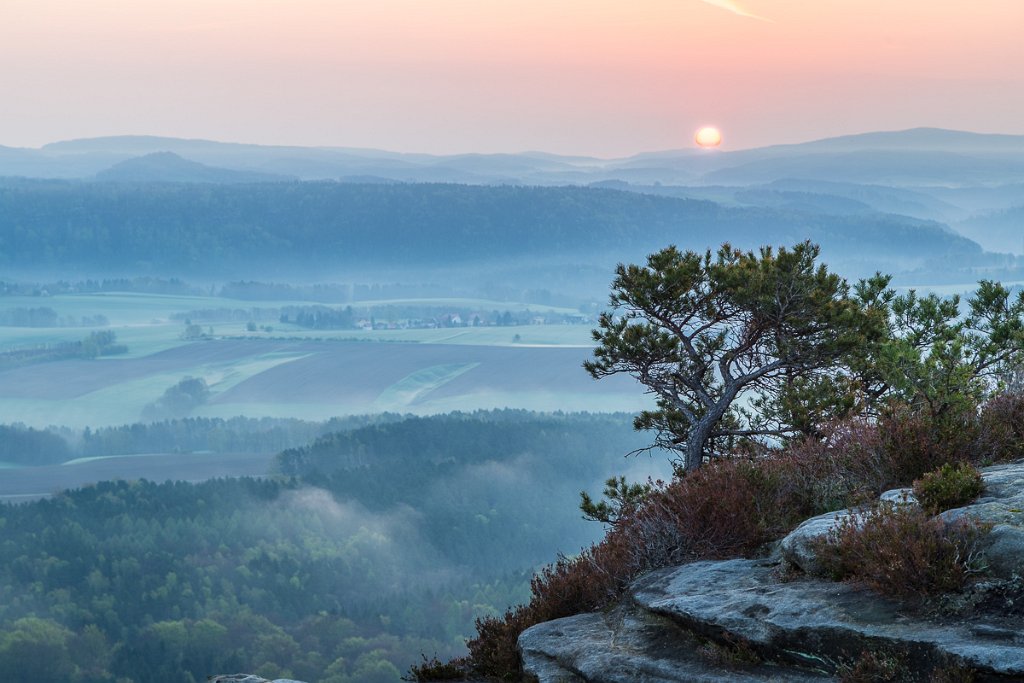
[976,392,1024,464]
[696,635,760,668]
[405,654,469,681]
[878,405,978,485]
[464,534,636,679]
[838,649,907,683]
[929,663,977,683]
[913,463,984,514]
[529,540,631,620]
[816,505,987,599]
[781,419,893,513]
[621,458,808,569]
[464,606,535,680]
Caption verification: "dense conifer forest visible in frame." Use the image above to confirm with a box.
[0,411,660,683]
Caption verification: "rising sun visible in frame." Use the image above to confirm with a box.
[695,126,723,148]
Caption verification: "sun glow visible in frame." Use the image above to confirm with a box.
[695,126,723,148]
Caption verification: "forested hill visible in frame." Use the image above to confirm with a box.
[0,181,982,276]
[0,411,663,683]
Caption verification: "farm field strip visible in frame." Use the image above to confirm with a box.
[349,296,581,314]
[371,362,480,409]
[0,291,580,324]
[0,339,647,428]
[0,452,277,500]
[238,324,596,346]
[0,346,311,428]
[0,292,596,360]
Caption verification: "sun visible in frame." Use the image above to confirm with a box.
[695,126,723,148]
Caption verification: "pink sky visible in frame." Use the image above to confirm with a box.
[2,0,1023,155]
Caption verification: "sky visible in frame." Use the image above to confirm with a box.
[2,0,1023,156]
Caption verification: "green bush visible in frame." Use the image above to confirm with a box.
[913,462,984,514]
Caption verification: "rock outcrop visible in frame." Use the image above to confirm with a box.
[520,460,1024,682]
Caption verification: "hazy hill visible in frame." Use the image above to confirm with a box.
[1,128,1022,189]
[0,181,991,283]
[95,152,294,183]
[604,179,972,223]
[700,150,1024,186]
[956,205,1024,253]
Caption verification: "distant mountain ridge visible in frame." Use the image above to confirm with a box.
[95,151,294,183]
[4,128,1024,280]
[3,128,1024,187]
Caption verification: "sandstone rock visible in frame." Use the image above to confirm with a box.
[980,524,1024,579]
[778,509,854,576]
[631,558,1024,678]
[879,487,918,507]
[519,602,828,682]
[520,461,1024,682]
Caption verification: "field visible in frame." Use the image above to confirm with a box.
[0,291,647,429]
[0,452,276,503]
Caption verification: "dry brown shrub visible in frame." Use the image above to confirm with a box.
[528,539,632,622]
[465,605,536,680]
[618,457,808,569]
[838,649,908,682]
[780,419,892,513]
[816,505,987,599]
[879,405,978,484]
[929,662,978,683]
[405,653,470,681]
[976,392,1024,464]
[464,531,639,679]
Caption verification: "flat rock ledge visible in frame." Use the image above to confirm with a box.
[520,598,827,682]
[520,460,1024,682]
[521,558,1024,682]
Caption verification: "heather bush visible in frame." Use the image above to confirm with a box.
[816,505,987,599]
[838,649,908,683]
[781,419,893,512]
[913,463,984,514]
[620,457,808,569]
[405,654,470,681]
[929,663,978,683]
[878,404,979,484]
[527,540,631,622]
[463,533,637,679]
[976,392,1024,464]
[464,605,535,680]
